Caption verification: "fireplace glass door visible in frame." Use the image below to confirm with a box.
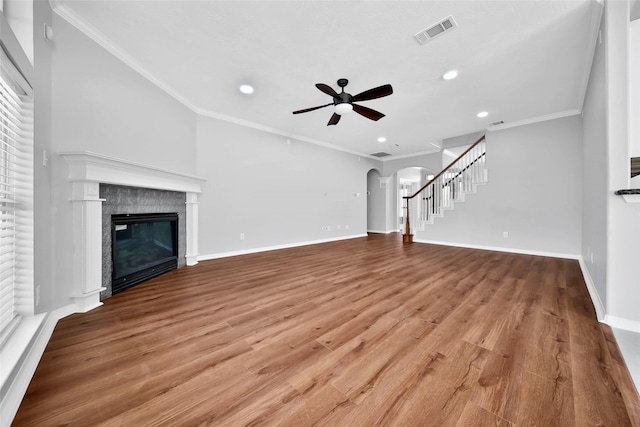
[111,213,178,294]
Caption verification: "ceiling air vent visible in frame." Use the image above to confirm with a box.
[414,15,457,45]
[490,120,504,126]
[371,152,391,158]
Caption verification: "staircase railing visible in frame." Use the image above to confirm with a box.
[402,134,486,242]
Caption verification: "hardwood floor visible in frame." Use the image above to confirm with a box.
[13,233,640,426]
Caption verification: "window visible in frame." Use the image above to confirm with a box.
[0,44,33,344]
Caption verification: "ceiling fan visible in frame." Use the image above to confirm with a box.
[292,78,393,126]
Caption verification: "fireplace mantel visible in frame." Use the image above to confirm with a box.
[60,152,205,313]
[60,151,205,193]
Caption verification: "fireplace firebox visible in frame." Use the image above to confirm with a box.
[111,212,178,294]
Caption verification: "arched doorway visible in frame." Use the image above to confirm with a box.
[367,168,389,233]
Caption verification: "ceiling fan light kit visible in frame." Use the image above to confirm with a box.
[293,78,393,126]
[334,103,353,115]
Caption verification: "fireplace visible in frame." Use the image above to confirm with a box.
[60,151,205,312]
[100,184,187,297]
[111,213,178,294]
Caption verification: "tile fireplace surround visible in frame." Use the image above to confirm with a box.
[60,152,205,313]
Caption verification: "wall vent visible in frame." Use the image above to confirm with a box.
[414,16,457,45]
[370,152,391,158]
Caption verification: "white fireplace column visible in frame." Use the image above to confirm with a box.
[61,152,206,314]
[185,192,199,266]
[69,181,106,312]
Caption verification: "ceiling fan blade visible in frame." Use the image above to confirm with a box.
[316,83,341,99]
[353,104,385,121]
[352,84,393,102]
[327,113,341,126]
[292,103,333,114]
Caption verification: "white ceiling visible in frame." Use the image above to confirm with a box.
[52,0,601,159]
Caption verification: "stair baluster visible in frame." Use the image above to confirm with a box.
[403,135,487,242]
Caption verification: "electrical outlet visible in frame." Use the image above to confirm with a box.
[327,225,331,231]
[240,233,245,240]
[345,225,349,230]
[337,225,341,230]
[503,231,509,238]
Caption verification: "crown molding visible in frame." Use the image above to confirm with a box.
[49,1,583,164]
[49,1,385,161]
[49,1,198,112]
[194,107,381,160]
[486,109,581,132]
[379,148,441,162]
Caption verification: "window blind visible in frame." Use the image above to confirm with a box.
[0,45,33,341]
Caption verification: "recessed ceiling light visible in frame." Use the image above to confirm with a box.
[443,70,458,80]
[239,84,254,94]
[477,111,489,118]
[377,137,387,143]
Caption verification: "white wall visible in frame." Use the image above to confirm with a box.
[195,115,378,257]
[631,20,640,158]
[415,115,583,257]
[581,5,608,316]
[381,152,441,178]
[631,19,640,187]
[50,13,196,173]
[33,1,54,315]
[604,0,640,329]
[367,169,389,233]
[441,131,484,169]
[3,0,33,64]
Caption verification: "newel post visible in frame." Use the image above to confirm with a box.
[403,196,413,243]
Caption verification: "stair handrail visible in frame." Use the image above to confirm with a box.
[402,134,486,242]
[405,134,486,201]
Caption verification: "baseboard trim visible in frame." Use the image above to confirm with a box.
[198,234,368,261]
[0,304,74,425]
[605,315,640,333]
[576,260,640,334]
[367,229,399,234]
[413,238,580,260]
[577,257,606,322]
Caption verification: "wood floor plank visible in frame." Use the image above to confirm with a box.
[329,316,434,402]
[277,384,350,427]
[286,314,401,399]
[503,370,574,426]
[12,233,638,426]
[94,359,255,427]
[334,338,491,426]
[461,277,523,351]
[315,295,404,351]
[601,324,640,426]
[456,401,512,426]
[566,292,633,426]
